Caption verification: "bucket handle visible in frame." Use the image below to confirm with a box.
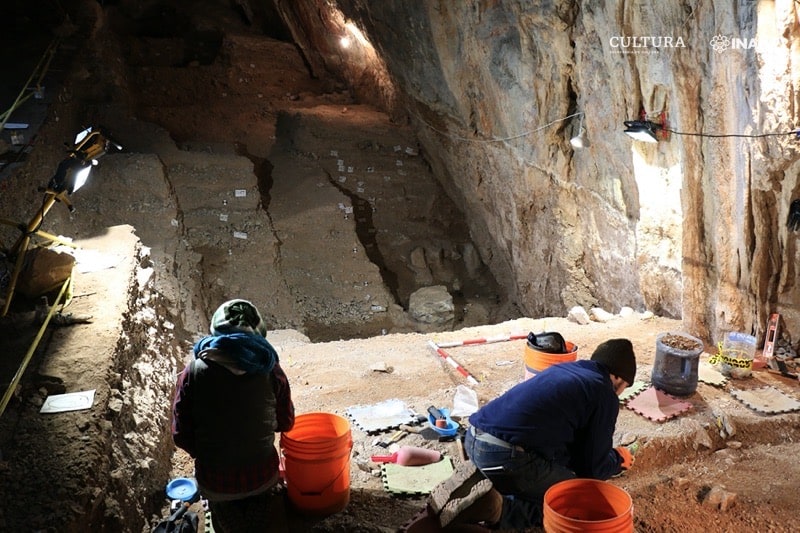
[295,459,350,496]
[281,439,353,465]
[285,440,353,496]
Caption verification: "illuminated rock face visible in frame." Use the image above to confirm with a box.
[278,1,800,342]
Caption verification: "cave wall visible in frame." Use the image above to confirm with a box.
[273,0,800,344]
[272,0,400,118]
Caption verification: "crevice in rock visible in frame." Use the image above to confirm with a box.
[324,169,402,306]
[235,142,282,244]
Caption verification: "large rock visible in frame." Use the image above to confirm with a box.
[408,285,454,325]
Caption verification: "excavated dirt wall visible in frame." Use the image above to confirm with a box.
[0,227,185,531]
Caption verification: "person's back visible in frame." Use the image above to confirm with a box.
[186,357,279,483]
[172,299,295,532]
[469,359,620,478]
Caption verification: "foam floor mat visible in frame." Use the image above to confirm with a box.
[625,386,692,422]
[730,386,800,414]
[381,457,454,496]
[619,380,648,403]
[698,362,728,387]
[345,398,417,434]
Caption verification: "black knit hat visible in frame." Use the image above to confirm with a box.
[590,338,636,384]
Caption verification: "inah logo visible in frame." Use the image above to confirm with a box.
[710,33,781,53]
[710,34,730,53]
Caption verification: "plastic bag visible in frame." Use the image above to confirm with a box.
[450,384,479,418]
[527,331,567,354]
[710,332,756,379]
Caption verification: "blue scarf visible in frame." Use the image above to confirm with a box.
[193,332,278,375]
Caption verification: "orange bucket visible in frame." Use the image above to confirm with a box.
[543,478,633,533]
[280,412,353,515]
[524,341,578,379]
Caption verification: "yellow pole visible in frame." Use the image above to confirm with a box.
[1,193,62,317]
[1,233,31,317]
[0,38,59,131]
[10,193,59,257]
[0,276,71,418]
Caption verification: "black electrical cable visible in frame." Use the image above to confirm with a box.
[664,128,798,139]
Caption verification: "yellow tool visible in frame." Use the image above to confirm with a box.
[377,429,407,448]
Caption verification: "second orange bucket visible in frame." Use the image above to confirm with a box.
[524,341,578,380]
[543,478,633,532]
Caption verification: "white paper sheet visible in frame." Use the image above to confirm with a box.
[40,389,96,414]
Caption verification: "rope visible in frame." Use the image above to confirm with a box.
[414,111,583,144]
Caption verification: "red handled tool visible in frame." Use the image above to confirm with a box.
[371,446,441,466]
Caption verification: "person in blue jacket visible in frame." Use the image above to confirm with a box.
[404,338,636,532]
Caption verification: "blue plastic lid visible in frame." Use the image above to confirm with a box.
[166,477,198,501]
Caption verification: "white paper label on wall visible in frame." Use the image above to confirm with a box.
[233,231,248,239]
[331,150,339,157]
[219,214,229,221]
[344,206,353,214]
[235,189,247,197]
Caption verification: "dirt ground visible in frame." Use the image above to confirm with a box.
[161,313,800,533]
[1,3,800,533]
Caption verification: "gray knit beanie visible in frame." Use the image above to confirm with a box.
[590,338,637,384]
[210,299,267,337]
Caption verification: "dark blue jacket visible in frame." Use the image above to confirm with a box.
[469,359,622,479]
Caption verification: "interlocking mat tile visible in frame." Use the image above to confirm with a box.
[619,380,648,404]
[381,457,454,496]
[698,362,728,387]
[730,386,800,414]
[626,386,692,422]
[345,398,417,434]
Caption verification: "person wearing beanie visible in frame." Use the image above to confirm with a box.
[590,338,637,391]
[172,299,295,532]
[404,338,636,532]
